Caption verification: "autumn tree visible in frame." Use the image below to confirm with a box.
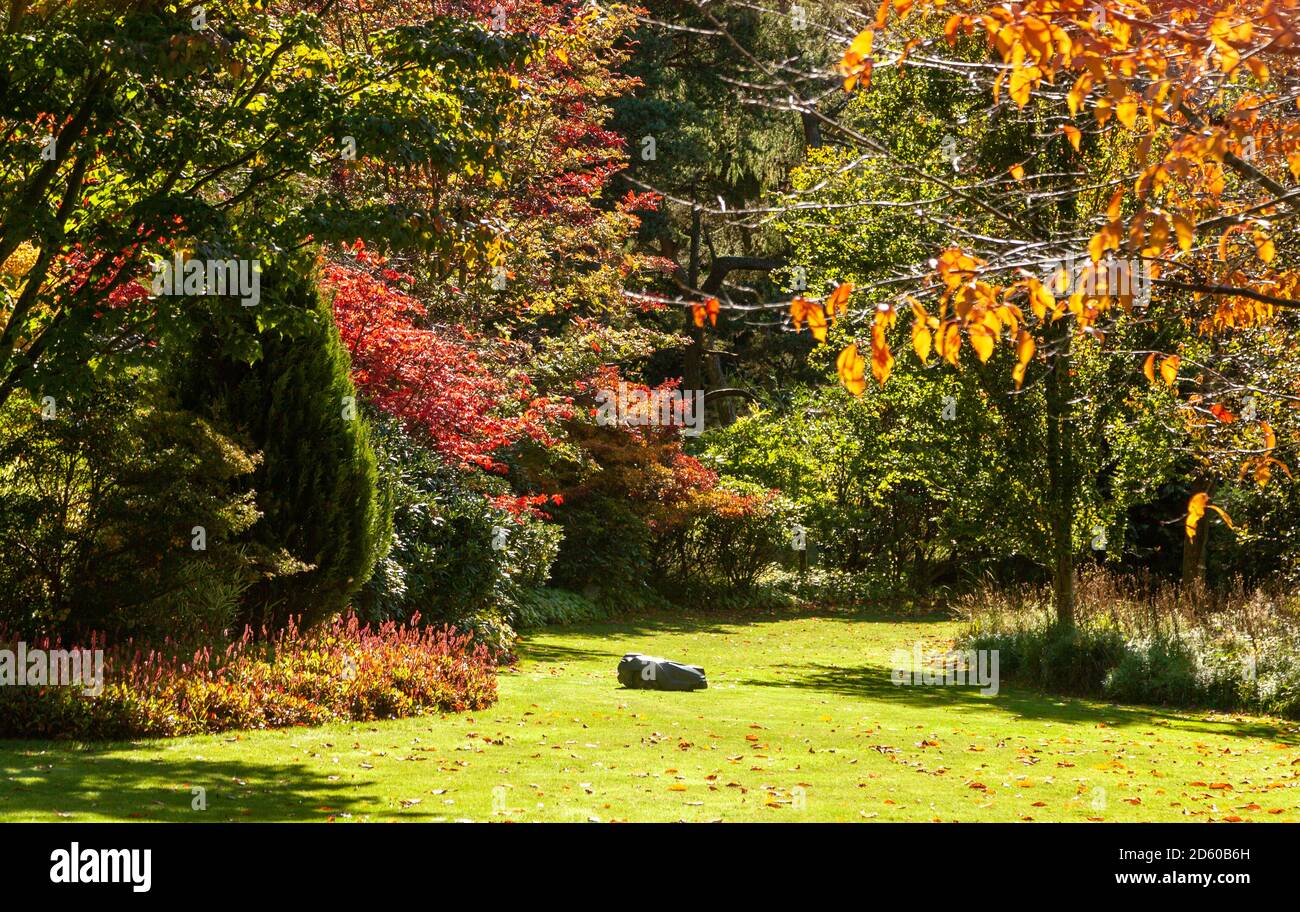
[0,0,522,411]
[668,0,1299,624]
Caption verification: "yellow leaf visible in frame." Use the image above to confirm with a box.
[1106,189,1125,222]
[997,302,1021,337]
[1143,216,1169,258]
[1012,330,1035,388]
[912,321,931,363]
[1172,214,1194,252]
[1115,96,1138,129]
[1008,64,1037,108]
[1088,223,1121,263]
[1185,492,1208,540]
[1010,163,1026,180]
[807,304,828,343]
[1028,278,1053,320]
[969,324,995,363]
[1255,233,1276,264]
[873,0,891,30]
[839,29,875,92]
[908,298,931,362]
[1208,505,1235,530]
[870,324,894,385]
[846,28,874,60]
[944,13,963,44]
[1142,352,1156,383]
[1062,124,1081,152]
[1087,232,1104,264]
[935,248,985,288]
[1067,73,1091,116]
[937,321,962,366]
[790,297,814,330]
[824,282,853,321]
[1015,329,1035,366]
[1244,57,1269,83]
[837,344,867,397]
[1159,354,1180,387]
[845,59,873,92]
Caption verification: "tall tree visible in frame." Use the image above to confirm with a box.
[0,0,522,410]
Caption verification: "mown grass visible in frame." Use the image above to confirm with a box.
[1,609,1298,822]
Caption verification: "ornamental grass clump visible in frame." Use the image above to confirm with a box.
[0,614,497,740]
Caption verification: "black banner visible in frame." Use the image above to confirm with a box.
[0,822,1275,898]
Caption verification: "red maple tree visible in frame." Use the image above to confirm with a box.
[322,243,572,471]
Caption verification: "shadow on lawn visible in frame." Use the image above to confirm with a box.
[738,660,1300,744]
[523,606,953,645]
[0,746,406,822]
[517,640,621,665]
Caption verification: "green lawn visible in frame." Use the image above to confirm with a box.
[2,609,1298,822]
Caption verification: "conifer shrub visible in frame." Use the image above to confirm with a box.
[186,264,391,630]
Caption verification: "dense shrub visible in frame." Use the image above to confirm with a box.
[704,344,1178,602]
[512,588,614,629]
[964,623,1128,695]
[0,615,497,740]
[650,479,799,595]
[359,416,562,647]
[1102,635,1205,708]
[703,379,1032,595]
[761,567,918,610]
[1110,626,1300,719]
[541,398,797,603]
[0,383,267,642]
[547,493,658,609]
[543,415,705,609]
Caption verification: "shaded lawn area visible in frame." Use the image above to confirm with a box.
[1,609,1298,822]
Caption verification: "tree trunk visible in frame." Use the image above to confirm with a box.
[683,205,704,392]
[1180,334,1219,599]
[800,110,823,148]
[1044,329,1076,627]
